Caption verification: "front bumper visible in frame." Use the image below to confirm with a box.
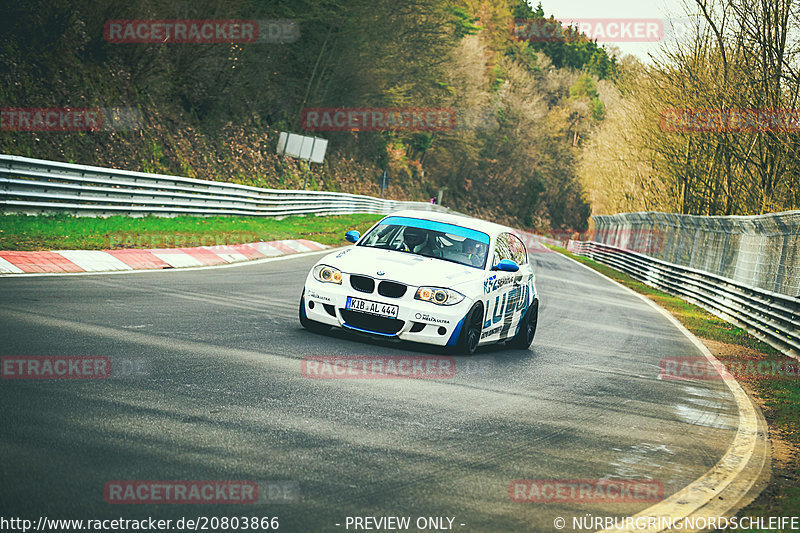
[302,275,472,347]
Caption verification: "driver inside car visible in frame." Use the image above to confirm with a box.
[400,226,437,256]
[462,239,485,267]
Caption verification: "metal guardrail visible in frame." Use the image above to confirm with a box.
[593,211,800,298]
[567,240,800,359]
[0,154,445,217]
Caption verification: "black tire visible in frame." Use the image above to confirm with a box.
[508,298,538,349]
[453,303,484,355]
[299,290,329,333]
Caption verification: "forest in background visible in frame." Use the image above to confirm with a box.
[0,0,615,231]
[1,0,798,231]
[579,0,800,216]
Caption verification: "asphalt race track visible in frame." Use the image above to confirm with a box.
[0,248,740,532]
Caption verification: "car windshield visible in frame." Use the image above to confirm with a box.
[358,216,490,269]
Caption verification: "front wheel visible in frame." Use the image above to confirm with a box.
[508,298,538,349]
[299,290,329,333]
[453,303,484,355]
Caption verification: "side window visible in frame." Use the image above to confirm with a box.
[493,233,527,266]
[492,233,513,267]
[508,233,528,265]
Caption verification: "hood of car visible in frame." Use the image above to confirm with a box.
[321,246,481,288]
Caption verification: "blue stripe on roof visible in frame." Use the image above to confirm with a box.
[378,216,490,244]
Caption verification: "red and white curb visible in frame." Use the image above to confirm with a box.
[0,239,327,274]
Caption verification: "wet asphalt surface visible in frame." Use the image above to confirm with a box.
[0,248,739,532]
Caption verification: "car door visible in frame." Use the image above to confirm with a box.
[482,232,520,342]
[505,232,534,338]
[497,232,531,339]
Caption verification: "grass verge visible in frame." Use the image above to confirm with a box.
[549,245,800,526]
[0,213,384,251]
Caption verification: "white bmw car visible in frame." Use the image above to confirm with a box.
[299,210,538,354]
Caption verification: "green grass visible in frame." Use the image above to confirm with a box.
[0,213,384,251]
[548,245,800,525]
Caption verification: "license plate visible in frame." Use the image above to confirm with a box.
[346,297,399,319]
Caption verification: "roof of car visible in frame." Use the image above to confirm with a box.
[385,209,513,236]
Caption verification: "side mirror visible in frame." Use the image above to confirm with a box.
[345,230,361,243]
[493,259,519,272]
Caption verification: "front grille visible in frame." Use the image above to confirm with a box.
[350,275,375,293]
[378,280,407,298]
[340,309,405,334]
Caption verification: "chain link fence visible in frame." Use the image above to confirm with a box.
[592,211,800,298]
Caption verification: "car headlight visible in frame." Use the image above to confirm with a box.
[312,264,342,284]
[415,287,465,306]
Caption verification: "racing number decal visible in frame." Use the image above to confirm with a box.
[483,282,530,339]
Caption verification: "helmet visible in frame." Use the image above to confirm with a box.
[403,226,427,249]
[463,239,485,266]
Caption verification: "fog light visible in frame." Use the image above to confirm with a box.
[309,301,315,309]
[438,326,447,335]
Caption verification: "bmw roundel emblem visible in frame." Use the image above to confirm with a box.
[377,271,385,276]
